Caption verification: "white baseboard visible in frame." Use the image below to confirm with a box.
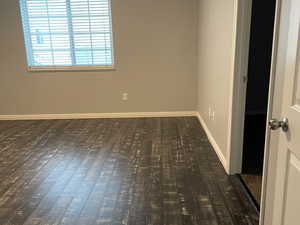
[0,111,197,120]
[0,111,228,172]
[196,112,229,173]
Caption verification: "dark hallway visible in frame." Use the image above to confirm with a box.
[241,0,277,208]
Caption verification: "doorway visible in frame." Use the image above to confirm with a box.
[240,0,277,209]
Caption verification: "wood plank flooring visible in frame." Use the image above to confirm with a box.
[0,117,259,225]
[241,174,262,207]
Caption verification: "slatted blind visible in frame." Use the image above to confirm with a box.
[20,0,114,68]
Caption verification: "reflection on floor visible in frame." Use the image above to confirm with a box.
[241,174,263,207]
[0,117,259,225]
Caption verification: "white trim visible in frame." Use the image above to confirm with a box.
[227,0,252,175]
[20,0,115,70]
[1,110,230,179]
[0,111,197,120]
[28,65,115,72]
[196,113,228,173]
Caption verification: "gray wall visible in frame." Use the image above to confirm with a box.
[0,0,198,115]
[197,0,236,159]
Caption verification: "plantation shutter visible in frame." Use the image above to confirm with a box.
[20,0,114,69]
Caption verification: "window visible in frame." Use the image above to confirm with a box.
[19,0,114,71]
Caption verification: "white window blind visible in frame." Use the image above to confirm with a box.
[19,0,114,70]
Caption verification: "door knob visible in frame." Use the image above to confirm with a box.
[268,117,289,132]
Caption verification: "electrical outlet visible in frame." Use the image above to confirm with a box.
[208,107,212,119]
[122,93,128,101]
[212,111,215,121]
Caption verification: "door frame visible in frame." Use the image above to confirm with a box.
[227,0,252,174]
[229,0,284,224]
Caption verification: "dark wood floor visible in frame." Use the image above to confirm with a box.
[0,117,259,225]
[241,174,262,207]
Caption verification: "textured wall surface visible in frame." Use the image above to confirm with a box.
[197,0,236,159]
[0,0,198,115]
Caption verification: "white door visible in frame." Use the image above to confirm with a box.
[269,0,300,224]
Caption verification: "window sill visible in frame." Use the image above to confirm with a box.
[27,65,115,72]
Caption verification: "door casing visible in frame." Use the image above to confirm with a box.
[229,0,288,224]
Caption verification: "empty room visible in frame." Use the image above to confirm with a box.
[0,0,298,225]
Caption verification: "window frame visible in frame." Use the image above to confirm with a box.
[19,0,116,72]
